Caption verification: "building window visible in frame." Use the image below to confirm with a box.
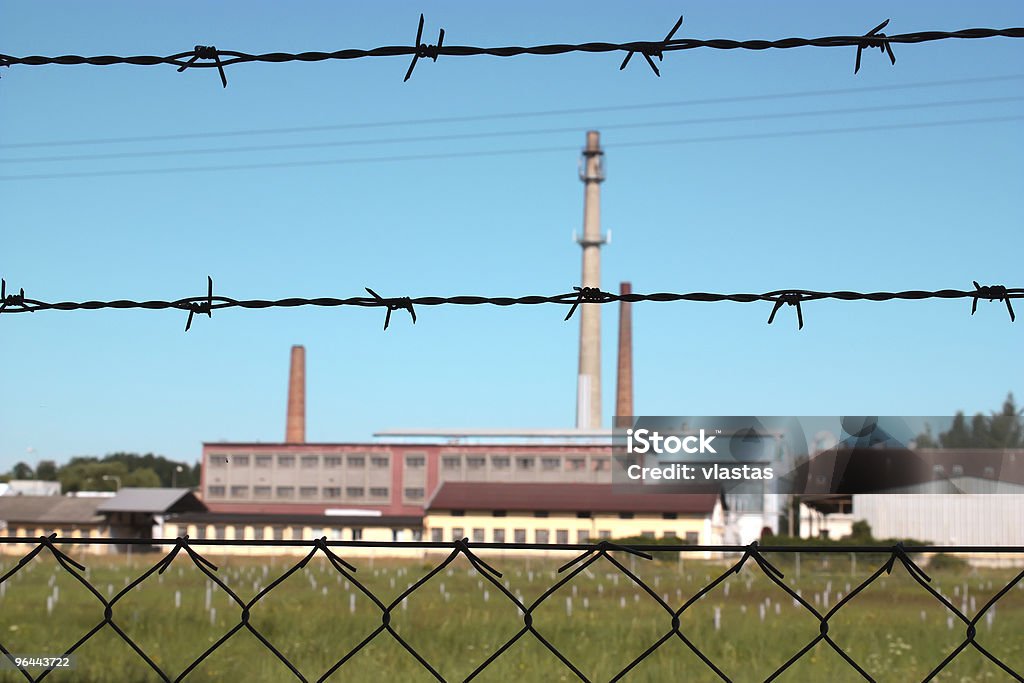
[442,456,461,470]
[347,455,365,468]
[323,487,341,499]
[491,456,510,469]
[685,531,699,544]
[641,531,656,539]
[253,486,271,499]
[351,528,363,541]
[301,455,319,468]
[369,487,389,498]
[452,527,465,541]
[566,458,586,471]
[662,513,678,520]
[255,456,272,468]
[534,511,549,518]
[952,465,964,476]
[663,531,679,539]
[291,526,304,539]
[593,459,609,471]
[542,457,561,470]
[466,457,485,470]
[214,525,226,540]
[230,486,249,499]
[493,529,506,543]
[324,456,342,468]
[371,456,390,468]
[404,487,424,500]
[232,455,250,467]
[577,530,590,543]
[272,526,284,541]
[618,512,634,519]
[556,529,569,544]
[933,464,945,475]
[208,486,225,497]
[431,528,443,543]
[517,457,535,470]
[346,487,364,498]
[514,529,527,543]
[598,530,611,539]
[984,466,996,478]
[278,455,295,468]
[576,511,591,519]
[253,527,264,541]
[492,510,506,517]
[194,525,207,540]
[299,486,318,499]
[209,454,227,467]
[472,528,485,543]
[405,455,425,468]
[276,486,295,499]
[535,529,550,544]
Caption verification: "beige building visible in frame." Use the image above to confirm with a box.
[0,496,110,555]
[424,482,727,558]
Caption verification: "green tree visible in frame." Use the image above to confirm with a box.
[35,460,58,481]
[919,393,1023,449]
[123,467,161,488]
[11,462,34,479]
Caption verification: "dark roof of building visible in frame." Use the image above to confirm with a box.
[96,488,207,514]
[426,482,721,515]
[0,496,105,524]
[171,512,422,527]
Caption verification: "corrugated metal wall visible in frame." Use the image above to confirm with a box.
[854,494,1024,545]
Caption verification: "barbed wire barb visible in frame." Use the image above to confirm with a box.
[184,276,214,332]
[404,14,445,82]
[365,287,416,330]
[176,45,228,87]
[619,15,684,77]
[855,19,897,74]
[767,292,804,330]
[972,281,1015,322]
[0,279,28,314]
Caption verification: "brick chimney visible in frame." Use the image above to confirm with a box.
[615,282,633,428]
[286,345,305,443]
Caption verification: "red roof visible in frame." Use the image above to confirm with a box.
[426,482,721,515]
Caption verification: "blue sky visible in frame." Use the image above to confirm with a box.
[1,2,1021,471]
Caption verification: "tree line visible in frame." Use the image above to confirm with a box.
[0,453,200,493]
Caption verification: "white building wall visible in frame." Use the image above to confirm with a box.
[853,494,1024,546]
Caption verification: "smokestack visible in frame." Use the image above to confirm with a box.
[285,345,305,443]
[575,131,607,430]
[615,282,633,428]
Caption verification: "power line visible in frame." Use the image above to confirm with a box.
[4,73,1024,150]
[0,278,1017,332]
[1,114,1020,182]
[5,95,1022,165]
[1,18,1022,87]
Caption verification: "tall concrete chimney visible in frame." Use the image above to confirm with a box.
[285,345,305,443]
[575,131,607,430]
[615,282,633,428]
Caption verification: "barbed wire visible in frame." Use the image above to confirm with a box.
[0,535,1022,681]
[0,278,1018,332]
[2,16,1023,87]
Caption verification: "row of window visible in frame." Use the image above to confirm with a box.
[429,528,701,544]
[441,455,609,472]
[206,485,425,500]
[187,525,423,541]
[209,454,399,469]
[447,511,679,519]
[208,453,611,472]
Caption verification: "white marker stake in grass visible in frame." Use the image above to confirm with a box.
[565,597,572,617]
[714,606,721,631]
[349,594,356,613]
[175,590,181,609]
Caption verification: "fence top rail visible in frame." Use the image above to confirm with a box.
[2,536,1023,553]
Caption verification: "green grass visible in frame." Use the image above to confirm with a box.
[0,548,1022,682]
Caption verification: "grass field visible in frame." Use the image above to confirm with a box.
[0,547,1022,682]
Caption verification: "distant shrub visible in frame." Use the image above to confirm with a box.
[928,553,970,572]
